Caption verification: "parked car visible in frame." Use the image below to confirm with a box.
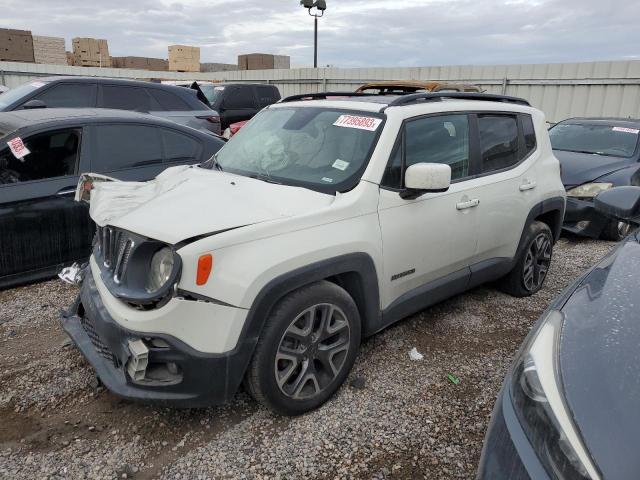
[0,108,225,289]
[196,82,281,129]
[0,77,222,135]
[0,85,8,94]
[355,80,482,95]
[478,186,640,480]
[222,119,248,139]
[549,117,640,240]
[61,91,565,415]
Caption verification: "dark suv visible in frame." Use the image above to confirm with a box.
[196,82,281,129]
[0,77,222,135]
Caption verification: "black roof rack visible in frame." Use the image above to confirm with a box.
[384,92,530,108]
[279,92,383,103]
[278,91,531,109]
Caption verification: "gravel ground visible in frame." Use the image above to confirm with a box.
[0,237,615,479]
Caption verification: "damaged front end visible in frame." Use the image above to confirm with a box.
[60,268,243,407]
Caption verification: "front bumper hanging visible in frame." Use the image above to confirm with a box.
[59,268,252,408]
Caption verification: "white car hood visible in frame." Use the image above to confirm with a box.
[86,165,335,244]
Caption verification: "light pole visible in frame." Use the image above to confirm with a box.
[300,0,327,68]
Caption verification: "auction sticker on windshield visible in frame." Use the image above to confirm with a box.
[334,115,382,131]
[7,137,30,159]
[613,127,640,135]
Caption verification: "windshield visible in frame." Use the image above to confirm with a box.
[211,107,384,192]
[0,81,48,109]
[199,84,225,105]
[550,123,639,158]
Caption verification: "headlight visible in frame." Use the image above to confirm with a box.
[146,247,175,293]
[511,310,600,479]
[567,182,613,198]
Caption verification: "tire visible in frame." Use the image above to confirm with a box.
[601,219,631,242]
[245,281,361,415]
[499,221,553,298]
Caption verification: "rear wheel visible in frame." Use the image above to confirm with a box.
[245,281,361,415]
[601,219,631,242]
[499,221,553,297]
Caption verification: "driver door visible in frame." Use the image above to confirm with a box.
[378,113,480,309]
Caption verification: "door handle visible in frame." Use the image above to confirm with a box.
[519,181,537,191]
[456,198,480,210]
[57,188,76,196]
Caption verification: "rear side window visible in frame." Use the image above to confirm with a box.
[33,83,96,108]
[149,89,191,111]
[478,115,519,173]
[93,125,162,171]
[102,86,154,112]
[256,86,280,108]
[0,129,81,184]
[521,114,537,158]
[224,86,255,109]
[162,129,200,161]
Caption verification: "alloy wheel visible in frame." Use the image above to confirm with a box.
[274,303,351,400]
[523,233,552,292]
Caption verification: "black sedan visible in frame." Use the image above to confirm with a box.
[0,108,225,289]
[478,186,640,480]
[550,118,640,240]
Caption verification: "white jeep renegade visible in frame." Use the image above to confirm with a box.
[62,92,566,415]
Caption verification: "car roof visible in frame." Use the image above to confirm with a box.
[272,92,533,114]
[357,80,480,91]
[0,108,198,134]
[39,76,195,94]
[558,117,640,127]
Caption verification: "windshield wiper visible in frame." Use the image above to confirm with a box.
[202,154,224,171]
[554,148,604,156]
[246,173,282,185]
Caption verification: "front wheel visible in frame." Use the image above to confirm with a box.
[499,221,553,297]
[245,281,361,415]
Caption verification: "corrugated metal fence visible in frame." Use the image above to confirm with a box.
[2,60,640,123]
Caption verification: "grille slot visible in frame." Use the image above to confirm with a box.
[97,226,135,283]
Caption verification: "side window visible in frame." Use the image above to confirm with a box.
[405,114,470,181]
[256,86,279,108]
[0,129,81,184]
[224,86,255,109]
[93,125,162,172]
[162,129,201,161]
[478,115,519,173]
[380,138,403,189]
[521,114,537,158]
[102,86,154,112]
[33,83,96,108]
[149,89,191,111]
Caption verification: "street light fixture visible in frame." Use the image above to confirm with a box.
[300,0,327,68]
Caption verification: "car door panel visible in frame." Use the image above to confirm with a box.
[471,113,538,263]
[0,127,90,285]
[377,113,479,308]
[378,185,479,308]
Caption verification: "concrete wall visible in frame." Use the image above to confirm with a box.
[1,60,639,122]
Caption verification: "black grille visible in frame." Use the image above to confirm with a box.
[96,226,135,284]
[80,315,118,366]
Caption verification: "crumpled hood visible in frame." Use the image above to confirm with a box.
[88,165,335,244]
[559,238,640,480]
[554,149,634,188]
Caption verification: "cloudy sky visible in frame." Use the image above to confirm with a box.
[1,0,639,67]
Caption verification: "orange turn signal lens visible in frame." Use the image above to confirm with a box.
[196,254,213,286]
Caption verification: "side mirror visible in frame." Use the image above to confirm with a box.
[401,163,451,200]
[21,99,47,110]
[594,186,640,224]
